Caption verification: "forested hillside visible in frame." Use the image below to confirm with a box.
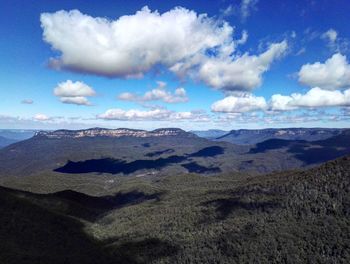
[1,156,349,263]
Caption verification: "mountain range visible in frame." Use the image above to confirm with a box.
[215,128,343,145]
[1,127,350,194]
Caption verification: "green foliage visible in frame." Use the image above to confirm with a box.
[0,156,350,263]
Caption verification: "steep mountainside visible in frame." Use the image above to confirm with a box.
[217,128,343,145]
[1,156,349,263]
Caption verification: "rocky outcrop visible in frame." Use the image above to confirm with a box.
[34,128,195,139]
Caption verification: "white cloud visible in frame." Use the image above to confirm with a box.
[197,40,287,92]
[41,7,235,78]
[118,81,188,104]
[21,99,33,104]
[269,94,297,111]
[54,80,95,97]
[34,113,50,121]
[97,108,209,122]
[295,47,306,56]
[212,87,350,113]
[211,94,267,113]
[54,80,95,105]
[270,87,350,111]
[221,0,258,21]
[41,7,286,92]
[59,96,91,105]
[221,5,235,17]
[237,30,248,45]
[298,53,350,90]
[240,0,258,21]
[322,28,338,44]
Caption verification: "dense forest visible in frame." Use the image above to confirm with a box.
[1,156,349,263]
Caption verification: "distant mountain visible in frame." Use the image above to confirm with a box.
[0,129,36,141]
[248,129,350,165]
[0,136,17,149]
[35,127,194,139]
[217,128,343,145]
[0,129,37,148]
[0,127,248,179]
[1,127,350,186]
[191,129,228,139]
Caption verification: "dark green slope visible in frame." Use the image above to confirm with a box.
[0,186,176,264]
[0,186,112,264]
[1,156,349,263]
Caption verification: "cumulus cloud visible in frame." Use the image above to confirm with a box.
[211,94,267,113]
[118,81,188,104]
[212,87,350,113]
[270,87,350,111]
[298,53,350,90]
[34,113,50,121]
[41,7,286,92]
[21,99,33,104]
[54,80,96,105]
[41,7,234,77]
[97,108,209,122]
[59,96,91,105]
[196,40,287,91]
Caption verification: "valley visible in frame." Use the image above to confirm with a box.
[2,1,350,263]
[0,127,350,263]
[1,128,350,195]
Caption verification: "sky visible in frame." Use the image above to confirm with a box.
[1,0,350,130]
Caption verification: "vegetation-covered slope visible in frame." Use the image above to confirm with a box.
[1,156,349,263]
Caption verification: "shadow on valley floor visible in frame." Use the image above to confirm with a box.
[145,148,175,157]
[0,186,177,264]
[249,134,350,165]
[203,197,280,220]
[201,188,281,221]
[1,186,163,222]
[103,238,179,264]
[188,146,224,157]
[54,146,225,175]
[53,189,163,221]
[182,162,221,173]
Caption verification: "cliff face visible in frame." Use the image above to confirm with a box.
[34,128,195,139]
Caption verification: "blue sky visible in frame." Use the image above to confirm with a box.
[1,0,350,130]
